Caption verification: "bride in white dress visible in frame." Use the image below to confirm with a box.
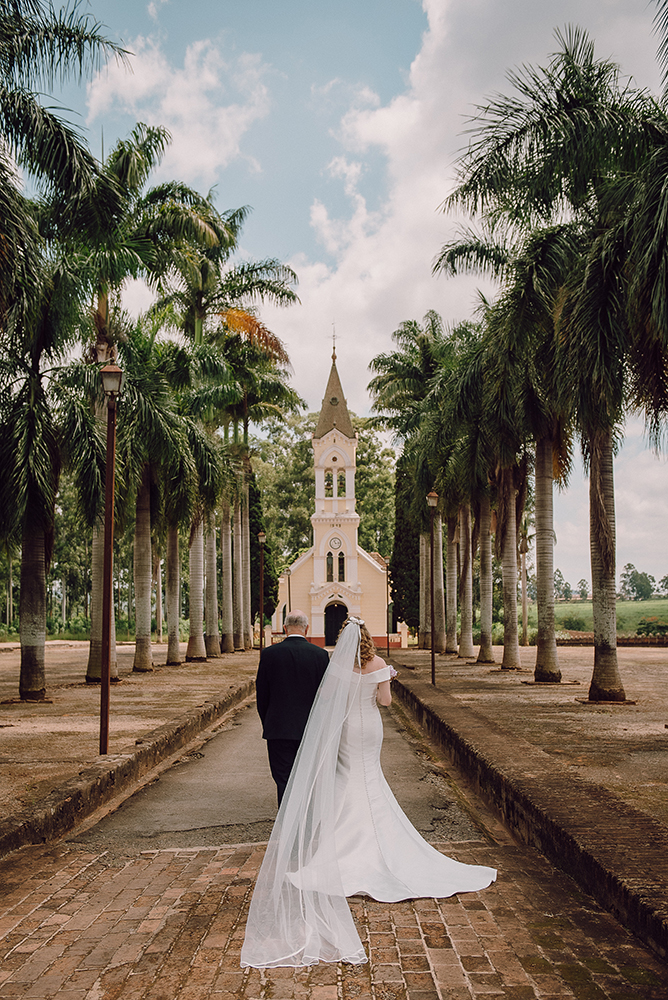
[241,618,496,969]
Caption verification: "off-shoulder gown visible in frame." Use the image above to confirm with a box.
[332,665,496,900]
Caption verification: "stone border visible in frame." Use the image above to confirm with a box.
[0,679,254,860]
[392,674,668,963]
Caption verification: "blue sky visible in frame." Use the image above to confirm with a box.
[58,0,668,587]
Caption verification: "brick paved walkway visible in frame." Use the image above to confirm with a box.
[1,838,666,999]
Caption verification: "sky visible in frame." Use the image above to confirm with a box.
[58,0,668,588]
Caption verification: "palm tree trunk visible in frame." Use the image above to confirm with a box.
[242,466,252,650]
[520,545,528,645]
[153,550,163,643]
[186,520,207,661]
[588,428,625,701]
[19,524,46,700]
[458,504,475,657]
[133,465,153,672]
[446,516,458,652]
[500,468,521,669]
[205,510,220,657]
[419,532,430,648]
[166,522,181,665]
[233,495,244,650]
[433,513,446,652]
[534,435,561,681]
[220,499,234,652]
[477,496,495,663]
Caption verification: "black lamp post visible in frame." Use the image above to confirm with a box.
[99,363,123,754]
[286,566,292,613]
[427,490,438,686]
[258,530,266,649]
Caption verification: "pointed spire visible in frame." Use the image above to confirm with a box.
[314,342,354,439]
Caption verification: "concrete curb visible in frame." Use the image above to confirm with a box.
[392,673,668,963]
[0,679,255,860]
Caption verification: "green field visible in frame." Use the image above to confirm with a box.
[524,597,668,635]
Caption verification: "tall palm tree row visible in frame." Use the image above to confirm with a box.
[435,26,668,699]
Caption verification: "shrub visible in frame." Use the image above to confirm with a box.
[560,613,587,631]
[636,616,668,636]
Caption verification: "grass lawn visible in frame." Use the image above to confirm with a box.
[525,597,668,634]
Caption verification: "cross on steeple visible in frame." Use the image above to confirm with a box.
[332,323,337,361]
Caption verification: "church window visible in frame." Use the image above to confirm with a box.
[325,470,333,497]
[338,552,345,581]
[337,470,346,496]
[326,551,333,581]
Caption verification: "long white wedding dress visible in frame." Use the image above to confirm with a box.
[241,624,496,969]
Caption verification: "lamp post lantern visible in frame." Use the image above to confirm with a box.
[99,364,123,754]
[258,531,266,649]
[427,490,439,686]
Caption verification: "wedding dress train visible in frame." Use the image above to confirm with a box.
[241,626,496,969]
[333,666,495,900]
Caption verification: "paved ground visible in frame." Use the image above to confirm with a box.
[0,641,257,822]
[0,640,667,998]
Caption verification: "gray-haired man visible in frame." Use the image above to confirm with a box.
[255,610,329,804]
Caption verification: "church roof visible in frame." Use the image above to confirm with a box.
[314,351,355,439]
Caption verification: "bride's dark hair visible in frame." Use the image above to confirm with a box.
[339,618,376,665]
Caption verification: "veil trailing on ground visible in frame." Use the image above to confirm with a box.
[241,619,367,968]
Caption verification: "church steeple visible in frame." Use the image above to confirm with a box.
[314,346,354,439]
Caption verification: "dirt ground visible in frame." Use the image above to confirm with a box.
[1,640,667,830]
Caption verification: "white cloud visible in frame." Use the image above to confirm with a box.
[147,0,168,21]
[86,36,271,186]
[257,0,664,588]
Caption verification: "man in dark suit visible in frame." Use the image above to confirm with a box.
[256,609,329,804]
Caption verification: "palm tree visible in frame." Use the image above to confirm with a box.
[434,225,581,679]
[58,124,231,681]
[114,321,232,672]
[369,313,454,652]
[440,28,662,697]
[154,222,299,655]
[0,265,103,699]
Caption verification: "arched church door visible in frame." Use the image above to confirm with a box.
[325,602,347,646]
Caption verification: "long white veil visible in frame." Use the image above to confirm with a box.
[241,620,367,968]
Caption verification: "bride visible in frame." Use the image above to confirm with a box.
[241,617,496,968]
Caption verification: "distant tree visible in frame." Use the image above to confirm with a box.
[635,574,655,601]
[620,563,656,601]
[48,472,91,624]
[389,455,419,629]
[249,471,278,622]
[252,413,317,564]
[353,417,395,558]
[526,572,537,602]
[563,581,573,601]
[577,578,589,600]
[658,574,668,596]
[553,568,565,600]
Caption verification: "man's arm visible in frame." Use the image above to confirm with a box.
[256,650,271,724]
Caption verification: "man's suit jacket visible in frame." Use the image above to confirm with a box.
[256,635,329,741]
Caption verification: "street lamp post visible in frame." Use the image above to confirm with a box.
[427,490,439,687]
[385,557,390,657]
[286,566,291,613]
[258,531,266,649]
[99,363,123,755]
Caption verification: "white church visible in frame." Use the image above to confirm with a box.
[271,349,393,647]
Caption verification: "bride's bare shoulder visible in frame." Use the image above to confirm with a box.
[363,655,387,673]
